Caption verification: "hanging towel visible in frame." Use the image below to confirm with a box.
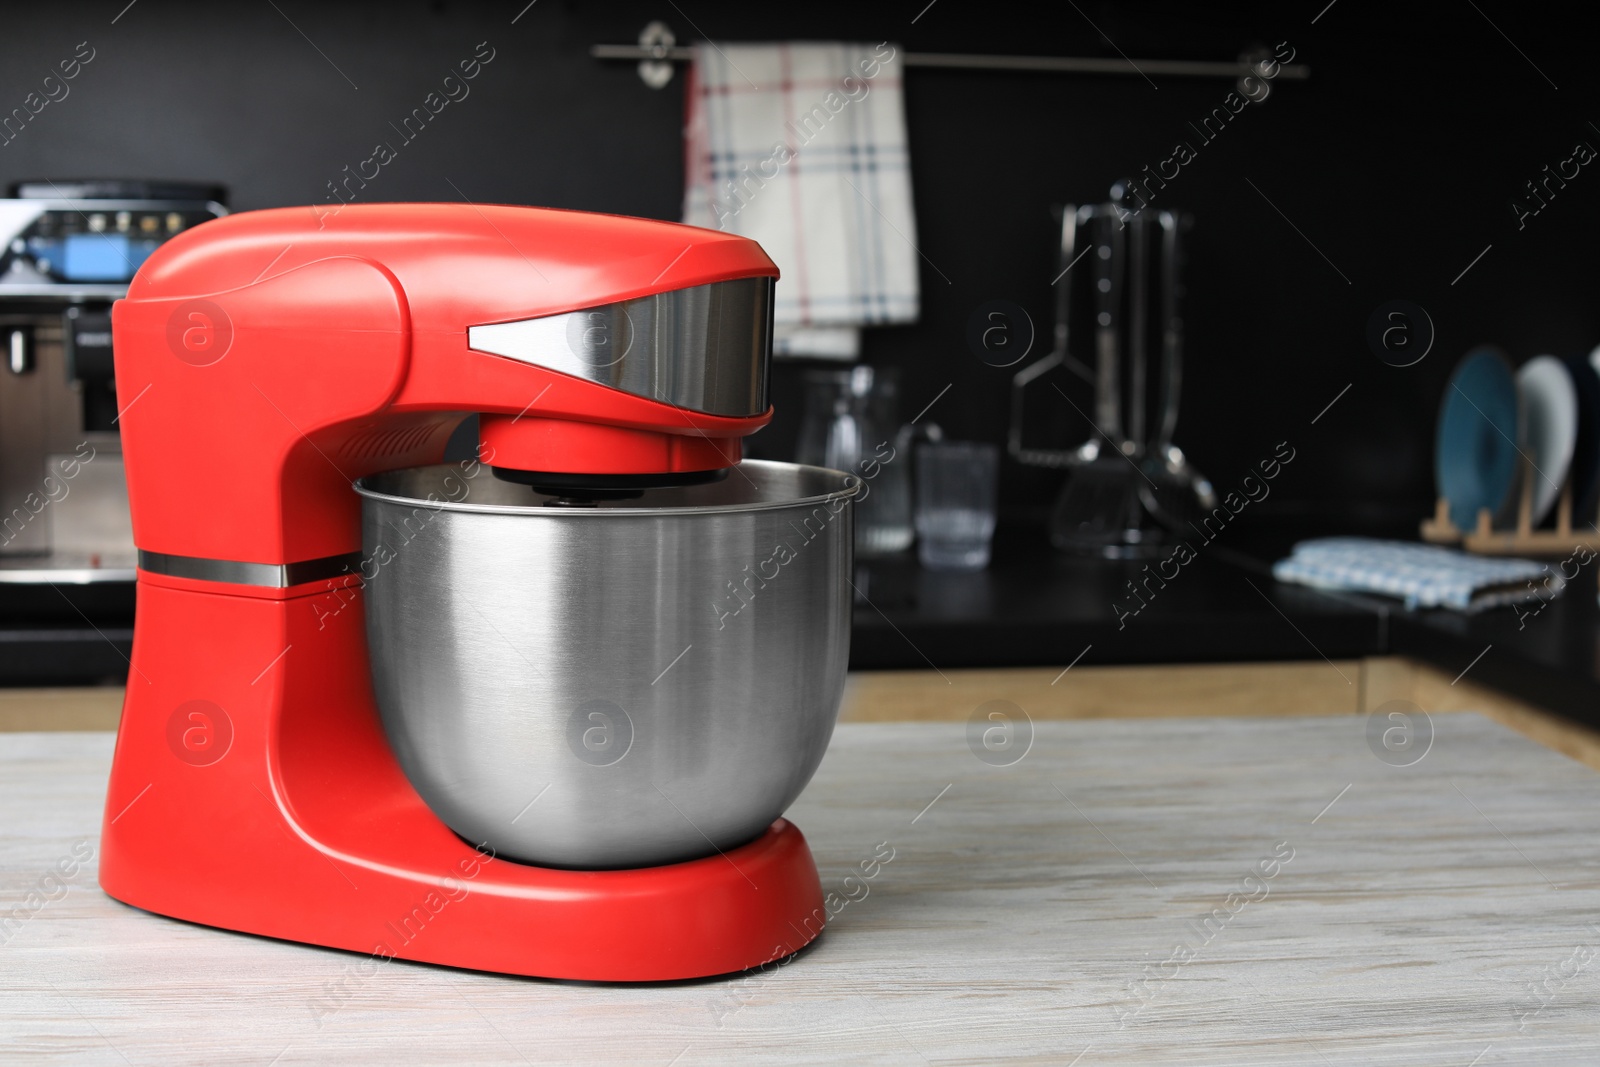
[683,42,919,359]
[1272,537,1563,612]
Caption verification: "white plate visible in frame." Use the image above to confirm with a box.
[1517,355,1579,525]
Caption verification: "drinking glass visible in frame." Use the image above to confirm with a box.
[795,365,914,556]
[915,441,999,570]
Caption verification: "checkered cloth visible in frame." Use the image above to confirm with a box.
[683,42,919,359]
[1272,538,1563,612]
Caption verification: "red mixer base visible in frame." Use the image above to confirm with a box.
[103,818,825,982]
[99,578,828,982]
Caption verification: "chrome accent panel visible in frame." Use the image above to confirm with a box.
[467,277,772,418]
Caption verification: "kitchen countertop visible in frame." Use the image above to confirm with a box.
[852,527,1600,731]
[850,534,1384,671]
[1383,579,1600,723]
[7,522,1600,734]
[4,714,1598,1065]
[0,581,135,688]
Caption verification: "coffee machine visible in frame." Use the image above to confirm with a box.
[99,204,853,981]
[0,181,225,584]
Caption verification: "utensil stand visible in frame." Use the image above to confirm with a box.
[1009,192,1211,556]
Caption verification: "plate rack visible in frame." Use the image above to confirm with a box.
[1421,454,1600,556]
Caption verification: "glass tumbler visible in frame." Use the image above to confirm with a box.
[915,441,999,570]
[795,365,914,557]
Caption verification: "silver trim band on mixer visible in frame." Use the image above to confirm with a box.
[466,277,773,418]
[138,549,364,588]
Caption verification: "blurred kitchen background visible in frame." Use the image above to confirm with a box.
[5,0,1599,727]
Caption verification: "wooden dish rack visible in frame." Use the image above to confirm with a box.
[1421,455,1600,556]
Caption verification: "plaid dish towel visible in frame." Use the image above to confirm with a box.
[683,42,919,359]
[1273,538,1562,612]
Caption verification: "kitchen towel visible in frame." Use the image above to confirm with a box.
[683,41,919,359]
[1272,537,1563,612]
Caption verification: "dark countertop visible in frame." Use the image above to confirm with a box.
[850,523,1600,730]
[848,528,1383,672]
[5,525,1598,733]
[0,582,135,688]
[1383,574,1600,721]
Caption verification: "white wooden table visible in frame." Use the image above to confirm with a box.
[3,714,1599,1065]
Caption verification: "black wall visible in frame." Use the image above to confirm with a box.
[6,1,1598,535]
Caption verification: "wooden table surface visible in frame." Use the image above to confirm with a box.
[3,714,1599,1065]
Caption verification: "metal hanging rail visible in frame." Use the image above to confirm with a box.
[591,26,1309,88]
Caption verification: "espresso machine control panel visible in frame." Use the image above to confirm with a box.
[0,188,226,299]
[0,205,219,287]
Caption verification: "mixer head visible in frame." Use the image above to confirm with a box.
[110,204,777,568]
[465,273,772,496]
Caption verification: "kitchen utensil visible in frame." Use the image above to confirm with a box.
[1008,205,1092,469]
[915,441,999,569]
[1048,452,1155,554]
[1155,210,1182,448]
[1515,355,1578,526]
[1093,209,1124,441]
[1048,209,1152,555]
[1562,352,1600,527]
[1126,208,1148,446]
[1138,210,1216,530]
[795,364,913,555]
[99,203,848,982]
[1436,346,1520,531]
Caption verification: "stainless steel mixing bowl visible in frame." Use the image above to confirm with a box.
[354,459,857,870]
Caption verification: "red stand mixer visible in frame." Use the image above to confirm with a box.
[98,204,855,981]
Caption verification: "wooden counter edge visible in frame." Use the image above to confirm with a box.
[836,656,1600,771]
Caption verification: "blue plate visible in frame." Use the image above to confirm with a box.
[1436,347,1520,531]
